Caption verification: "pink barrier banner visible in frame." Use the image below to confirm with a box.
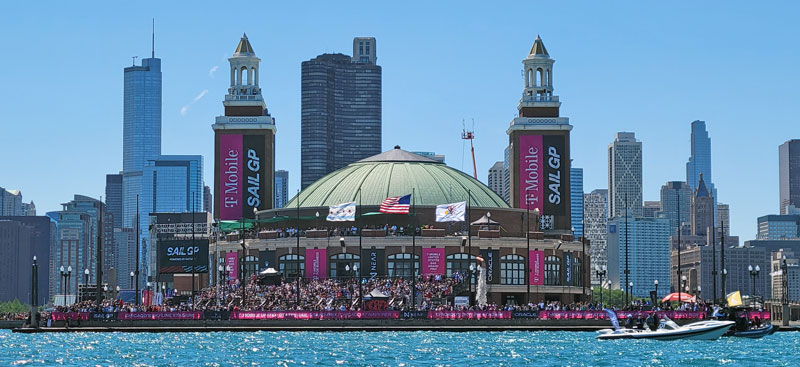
[225,252,238,285]
[519,134,544,211]
[117,312,203,320]
[422,248,445,275]
[230,311,400,320]
[305,249,327,279]
[428,311,512,319]
[538,310,707,320]
[529,250,544,285]
[51,312,90,321]
[219,134,243,220]
[744,311,770,320]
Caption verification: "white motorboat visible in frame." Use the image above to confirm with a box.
[596,309,735,341]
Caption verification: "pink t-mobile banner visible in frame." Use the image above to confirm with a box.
[219,134,243,220]
[421,248,445,275]
[529,250,544,285]
[305,249,327,279]
[225,252,238,285]
[519,134,544,211]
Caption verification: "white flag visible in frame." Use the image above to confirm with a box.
[327,202,356,221]
[435,201,466,222]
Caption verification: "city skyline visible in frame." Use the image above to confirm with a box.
[1,2,799,242]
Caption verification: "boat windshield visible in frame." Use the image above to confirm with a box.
[658,316,680,330]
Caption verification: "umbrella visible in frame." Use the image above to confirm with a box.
[661,292,696,303]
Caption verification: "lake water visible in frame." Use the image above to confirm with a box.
[1,329,797,366]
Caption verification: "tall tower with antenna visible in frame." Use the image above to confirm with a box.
[212,34,276,220]
[461,119,477,179]
[506,35,573,231]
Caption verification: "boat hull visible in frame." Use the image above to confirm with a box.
[597,321,734,341]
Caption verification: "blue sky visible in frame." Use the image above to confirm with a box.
[0,1,797,241]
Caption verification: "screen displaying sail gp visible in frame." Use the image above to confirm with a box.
[219,134,266,220]
[157,239,209,274]
[518,134,567,216]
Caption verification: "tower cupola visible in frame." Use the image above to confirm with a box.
[228,33,261,98]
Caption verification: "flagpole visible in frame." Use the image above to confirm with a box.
[467,189,472,306]
[412,187,416,309]
[296,189,300,308]
[358,188,363,310]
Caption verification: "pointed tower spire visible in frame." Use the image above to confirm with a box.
[234,33,255,56]
[529,35,549,57]
[151,18,155,58]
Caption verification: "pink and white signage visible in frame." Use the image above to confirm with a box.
[219,134,243,220]
[421,248,445,275]
[519,134,544,211]
[225,252,238,285]
[529,250,544,285]
[305,249,327,279]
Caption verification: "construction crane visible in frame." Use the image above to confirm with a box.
[461,119,477,179]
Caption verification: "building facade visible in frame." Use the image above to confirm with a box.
[0,216,53,304]
[274,170,289,209]
[488,161,506,200]
[780,139,800,214]
[213,34,277,222]
[50,195,107,297]
[686,120,717,220]
[757,214,800,240]
[584,189,608,286]
[301,37,382,188]
[642,201,660,218]
[660,181,692,236]
[718,203,730,237]
[506,36,572,231]
[608,132,642,218]
[203,185,212,213]
[770,249,800,301]
[105,174,123,228]
[606,213,671,298]
[1,188,25,216]
[570,167,583,237]
[691,174,715,237]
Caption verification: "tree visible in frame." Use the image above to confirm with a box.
[592,287,647,308]
[0,299,29,313]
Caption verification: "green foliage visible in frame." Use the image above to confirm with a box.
[0,298,29,313]
[591,287,647,308]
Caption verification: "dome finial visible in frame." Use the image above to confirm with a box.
[394,145,401,149]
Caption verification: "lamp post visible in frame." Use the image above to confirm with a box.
[595,267,606,305]
[681,275,687,305]
[130,271,135,289]
[103,285,108,301]
[83,268,89,302]
[115,285,120,299]
[629,282,634,303]
[654,279,659,304]
[354,263,362,310]
[749,265,760,307]
[782,256,789,306]
[697,285,702,302]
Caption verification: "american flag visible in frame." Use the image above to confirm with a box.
[380,194,411,214]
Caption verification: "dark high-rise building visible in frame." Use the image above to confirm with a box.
[0,216,53,304]
[203,185,212,213]
[660,181,692,235]
[105,173,123,228]
[301,37,381,188]
[691,174,714,237]
[780,139,800,214]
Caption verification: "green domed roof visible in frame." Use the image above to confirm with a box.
[286,147,509,209]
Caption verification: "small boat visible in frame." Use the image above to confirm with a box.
[730,323,776,338]
[596,309,734,341]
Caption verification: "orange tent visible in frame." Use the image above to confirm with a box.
[661,292,696,303]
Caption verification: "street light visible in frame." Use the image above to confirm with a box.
[681,275,687,305]
[629,282,634,302]
[749,265,761,307]
[697,285,702,301]
[354,263,362,310]
[103,285,108,301]
[654,279,659,304]
[595,267,607,305]
[782,256,789,306]
[130,271,135,288]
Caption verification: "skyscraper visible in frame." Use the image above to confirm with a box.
[717,203,730,237]
[203,185,212,213]
[274,170,289,209]
[301,37,382,188]
[686,120,717,219]
[570,167,583,237]
[606,213,671,297]
[691,174,714,237]
[105,174,123,228]
[213,34,276,221]
[506,36,572,231]
[0,188,23,216]
[0,216,53,304]
[488,162,506,200]
[51,195,105,297]
[122,51,161,229]
[642,201,660,218]
[659,181,692,235]
[584,189,608,286]
[608,132,642,218]
[780,139,800,214]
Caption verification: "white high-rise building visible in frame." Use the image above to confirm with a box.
[608,132,642,218]
[607,212,671,298]
[584,189,608,286]
[488,161,505,200]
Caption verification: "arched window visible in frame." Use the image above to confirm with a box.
[241,66,250,85]
[526,68,532,88]
[545,255,561,285]
[330,253,360,278]
[387,253,419,279]
[279,254,304,280]
[536,68,544,86]
[446,253,476,281]
[501,254,525,285]
[546,69,551,86]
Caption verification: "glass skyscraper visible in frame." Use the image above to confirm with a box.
[570,167,584,237]
[686,120,716,219]
[301,37,381,188]
[274,170,289,209]
[780,139,800,214]
[606,213,671,297]
[122,57,162,229]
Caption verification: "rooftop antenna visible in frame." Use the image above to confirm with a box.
[461,118,477,179]
[132,56,138,66]
[151,18,155,58]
